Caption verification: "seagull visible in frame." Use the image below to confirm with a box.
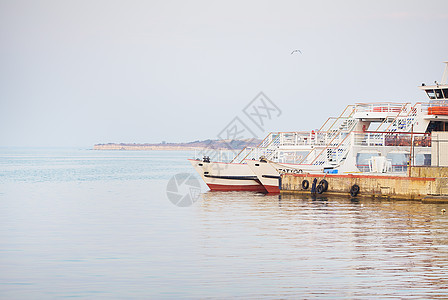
[291,49,302,55]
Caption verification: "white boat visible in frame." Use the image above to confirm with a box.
[188,158,267,192]
[190,62,448,193]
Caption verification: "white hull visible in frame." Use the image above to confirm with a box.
[245,159,327,193]
[188,159,266,192]
[245,160,281,193]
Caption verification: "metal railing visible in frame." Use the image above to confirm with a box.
[354,102,408,114]
[222,101,439,167]
[352,131,431,147]
[231,131,323,163]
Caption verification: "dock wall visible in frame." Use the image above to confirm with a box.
[410,166,448,178]
[281,173,444,200]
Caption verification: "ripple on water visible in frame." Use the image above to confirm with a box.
[0,149,447,298]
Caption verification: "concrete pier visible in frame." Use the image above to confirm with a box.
[281,166,448,202]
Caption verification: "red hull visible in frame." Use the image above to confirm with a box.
[207,183,267,192]
[264,185,280,194]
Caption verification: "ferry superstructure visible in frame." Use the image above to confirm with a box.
[190,62,448,193]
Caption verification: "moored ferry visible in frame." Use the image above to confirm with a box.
[190,62,448,193]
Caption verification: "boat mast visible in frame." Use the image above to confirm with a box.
[442,61,448,85]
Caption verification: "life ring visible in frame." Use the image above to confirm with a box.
[350,184,360,197]
[317,184,324,194]
[319,179,328,192]
[302,179,309,190]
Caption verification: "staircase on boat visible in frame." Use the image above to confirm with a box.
[230,102,428,169]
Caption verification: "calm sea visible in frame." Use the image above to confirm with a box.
[1,148,448,299]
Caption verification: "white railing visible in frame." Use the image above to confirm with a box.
[383,103,420,133]
[300,116,359,166]
[307,131,352,166]
[319,105,356,132]
[227,102,433,167]
[231,131,319,163]
[355,102,408,114]
[352,131,431,147]
[232,106,359,165]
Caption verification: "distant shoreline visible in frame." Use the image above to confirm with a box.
[93,144,204,151]
[93,139,261,151]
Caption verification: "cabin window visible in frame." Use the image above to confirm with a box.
[426,89,436,99]
[386,153,409,172]
[443,89,448,99]
[435,89,445,99]
[415,154,431,166]
[356,153,379,172]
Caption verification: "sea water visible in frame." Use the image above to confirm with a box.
[1,148,448,298]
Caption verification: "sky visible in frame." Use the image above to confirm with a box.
[1,0,447,147]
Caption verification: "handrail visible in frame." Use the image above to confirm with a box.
[319,105,355,132]
[230,132,276,163]
[352,131,431,147]
[318,117,335,132]
[354,130,429,135]
[309,131,352,165]
[376,102,409,132]
[239,133,280,162]
[229,101,433,164]
[355,101,410,107]
[298,110,357,164]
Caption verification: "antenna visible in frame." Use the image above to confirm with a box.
[442,61,448,85]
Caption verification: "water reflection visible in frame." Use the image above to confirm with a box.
[197,191,448,298]
[3,149,446,298]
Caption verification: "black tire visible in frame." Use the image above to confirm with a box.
[317,184,324,194]
[302,179,309,190]
[350,184,360,197]
[319,179,328,192]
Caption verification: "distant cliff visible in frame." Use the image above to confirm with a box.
[93,139,261,150]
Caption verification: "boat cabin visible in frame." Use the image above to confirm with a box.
[420,61,448,132]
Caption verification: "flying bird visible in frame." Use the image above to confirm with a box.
[291,49,302,55]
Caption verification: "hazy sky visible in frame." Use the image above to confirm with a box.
[1,0,447,147]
